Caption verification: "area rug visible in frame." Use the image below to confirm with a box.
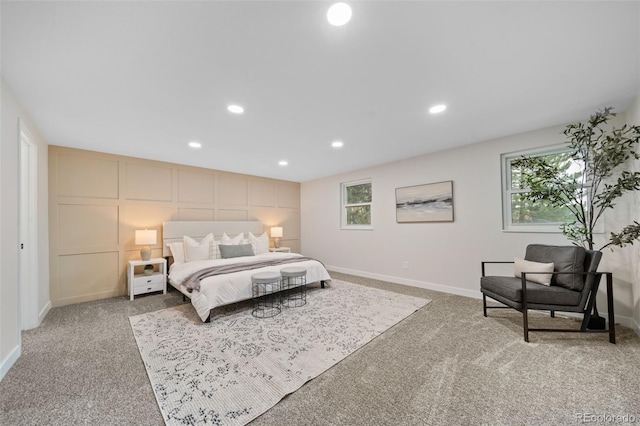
[129,280,429,426]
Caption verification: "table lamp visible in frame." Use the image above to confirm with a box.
[270,226,283,248]
[135,229,157,261]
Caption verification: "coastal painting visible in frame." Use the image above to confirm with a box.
[395,181,454,223]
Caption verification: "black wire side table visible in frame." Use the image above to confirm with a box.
[251,271,282,318]
[280,266,307,308]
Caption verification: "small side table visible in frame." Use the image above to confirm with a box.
[251,271,282,318]
[280,266,307,308]
[269,247,291,253]
[128,258,167,301]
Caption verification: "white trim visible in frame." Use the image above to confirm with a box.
[632,316,640,338]
[326,265,480,299]
[0,345,21,382]
[548,310,635,333]
[39,301,51,324]
[501,143,580,232]
[607,312,634,331]
[340,178,373,229]
[18,120,40,330]
[502,225,563,233]
[327,266,639,337]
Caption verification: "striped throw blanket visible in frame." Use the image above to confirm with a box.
[183,256,320,292]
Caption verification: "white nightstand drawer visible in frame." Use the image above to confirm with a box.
[133,274,164,295]
[128,258,167,300]
[269,247,291,253]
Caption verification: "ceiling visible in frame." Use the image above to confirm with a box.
[2,1,639,182]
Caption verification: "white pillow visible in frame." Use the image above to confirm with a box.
[183,233,214,262]
[211,240,221,259]
[248,232,269,255]
[514,258,554,286]
[169,242,185,264]
[220,232,245,245]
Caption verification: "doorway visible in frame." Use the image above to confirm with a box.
[19,121,38,330]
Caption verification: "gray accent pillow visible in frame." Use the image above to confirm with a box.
[525,244,586,291]
[219,243,255,259]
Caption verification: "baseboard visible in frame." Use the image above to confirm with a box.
[632,317,640,338]
[0,345,21,382]
[557,310,635,331]
[327,266,640,336]
[606,312,634,331]
[326,266,481,300]
[39,301,51,324]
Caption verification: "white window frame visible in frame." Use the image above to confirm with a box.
[341,178,373,230]
[502,144,572,233]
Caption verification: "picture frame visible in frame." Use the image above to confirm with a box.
[395,180,454,223]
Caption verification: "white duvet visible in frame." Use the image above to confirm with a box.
[168,252,332,321]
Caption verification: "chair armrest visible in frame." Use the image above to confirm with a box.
[523,271,602,276]
[481,261,514,277]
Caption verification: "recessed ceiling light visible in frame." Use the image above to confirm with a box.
[278,160,288,166]
[227,104,244,114]
[331,140,344,148]
[429,104,447,114]
[327,3,352,26]
[188,141,202,148]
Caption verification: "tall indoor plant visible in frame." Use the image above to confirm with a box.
[513,107,640,327]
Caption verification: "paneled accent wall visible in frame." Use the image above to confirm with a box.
[49,146,300,307]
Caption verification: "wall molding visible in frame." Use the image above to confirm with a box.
[326,265,480,300]
[328,266,639,338]
[38,301,51,324]
[0,344,21,382]
[49,146,301,307]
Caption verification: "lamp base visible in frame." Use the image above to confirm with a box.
[140,246,151,261]
[274,238,280,249]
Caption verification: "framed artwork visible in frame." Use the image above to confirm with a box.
[395,180,454,223]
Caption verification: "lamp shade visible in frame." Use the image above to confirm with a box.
[270,227,283,238]
[135,229,157,245]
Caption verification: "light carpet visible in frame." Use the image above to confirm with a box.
[129,279,430,426]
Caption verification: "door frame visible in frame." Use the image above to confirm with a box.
[18,119,39,330]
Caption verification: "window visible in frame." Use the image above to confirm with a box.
[502,146,585,232]
[341,179,372,229]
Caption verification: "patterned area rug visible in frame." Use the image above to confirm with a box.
[129,280,429,426]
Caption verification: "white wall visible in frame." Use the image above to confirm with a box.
[0,5,4,376]
[625,93,640,334]
[0,77,50,381]
[301,115,638,330]
[0,77,20,381]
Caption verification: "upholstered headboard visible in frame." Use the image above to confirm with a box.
[162,221,263,257]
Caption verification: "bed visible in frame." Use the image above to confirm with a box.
[163,221,332,322]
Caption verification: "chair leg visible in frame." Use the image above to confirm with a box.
[482,293,487,317]
[606,273,616,344]
[608,314,616,344]
[520,276,529,342]
[550,310,555,318]
[522,309,529,342]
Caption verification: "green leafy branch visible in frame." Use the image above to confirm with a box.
[513,107,640,251]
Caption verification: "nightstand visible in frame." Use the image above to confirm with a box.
[269,247,291,253]
[127,258,167,301]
